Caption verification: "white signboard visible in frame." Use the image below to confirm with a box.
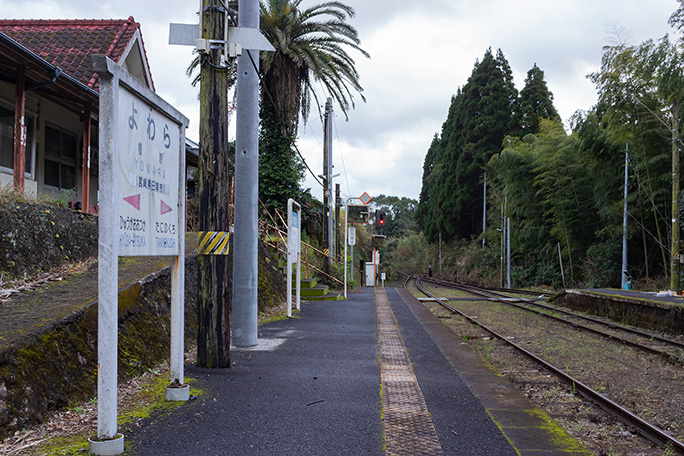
[365,263,375,287]
[92,54,188,455]
[118,88,180,256]
[287,199,302,317]
[288,210,300,259]
[348,225,356,246]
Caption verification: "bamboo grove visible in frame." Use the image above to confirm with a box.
[416,4,684,289]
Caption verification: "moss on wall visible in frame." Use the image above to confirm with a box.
[0,201,97,281]
[258,241,286,313]
[0,235,285,439]
[0,254,199,439]
[0,200,285,438]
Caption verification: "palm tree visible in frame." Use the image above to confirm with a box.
[260,0,369,132]
[187,0,368,211]
[258,0,368,212]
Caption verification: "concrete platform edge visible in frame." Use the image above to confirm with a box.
[393,287,591,455]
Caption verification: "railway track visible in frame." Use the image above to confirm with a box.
[421,277,684,366]
[407,275,684,455]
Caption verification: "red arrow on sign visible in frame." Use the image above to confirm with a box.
[160,200,173,215]
[123,194,141,211]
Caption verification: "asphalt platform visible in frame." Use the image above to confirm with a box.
[122,287,589,456]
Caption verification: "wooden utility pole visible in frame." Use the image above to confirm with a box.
[13,64,26,193]
[81,102,91,212]
[197,0,231,368]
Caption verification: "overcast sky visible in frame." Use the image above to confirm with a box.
[1,0,679,202]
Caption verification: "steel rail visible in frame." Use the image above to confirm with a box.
[501,298,684,365]
[425,277,684,353]
[525,300,684,351]
[412,277,684,455]
[423,278,684,365]
[421,277,551,298]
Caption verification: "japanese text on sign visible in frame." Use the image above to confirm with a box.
[118,89,180,256]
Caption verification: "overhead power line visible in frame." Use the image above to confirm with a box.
[333,115,351,196]
[245,51,323,187]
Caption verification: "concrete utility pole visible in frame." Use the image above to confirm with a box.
[482,171,486,248]
[322,98,333,274]
[232,0,260,347]
[197,0,231,367]
[558,242,566,288]
[622,143,629,289]
[335,183,341,259]
[506,216,511,288]
[500,196,506,288]
[671,100,681,293]
[439,232,442,276]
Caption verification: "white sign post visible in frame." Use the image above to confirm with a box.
[344,197,365,297]
[344,204,347,298]
[347,225,356,297]
[90,55,189,456]
[287,198,301,317]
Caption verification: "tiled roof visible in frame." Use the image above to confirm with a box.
[0,17,153,91]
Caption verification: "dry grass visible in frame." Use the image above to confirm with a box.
[0,302,292,456]
[0,183,78,209]
[0,259,96,303]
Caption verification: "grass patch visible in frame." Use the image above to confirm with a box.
[0,183,77,208]
[260,308,298,325]
[14,301,289,455]
[14,372,203,456]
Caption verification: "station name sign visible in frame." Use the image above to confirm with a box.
[117,88,181,255]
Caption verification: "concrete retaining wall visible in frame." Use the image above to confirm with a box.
[0,256,198,439]
[553,290,684,335]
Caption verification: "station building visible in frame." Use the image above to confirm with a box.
[0,18,197,214]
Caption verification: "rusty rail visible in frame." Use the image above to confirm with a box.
[411,276,684,455]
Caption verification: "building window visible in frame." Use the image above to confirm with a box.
[44,124,77,190]
[0,105,12,170]
[0,104,34,176]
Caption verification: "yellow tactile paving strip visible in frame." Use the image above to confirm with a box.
[376,288,443,456]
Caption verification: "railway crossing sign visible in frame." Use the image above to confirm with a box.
[359,192,372,205]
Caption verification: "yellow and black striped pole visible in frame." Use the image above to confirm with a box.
[198,231,230,255]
